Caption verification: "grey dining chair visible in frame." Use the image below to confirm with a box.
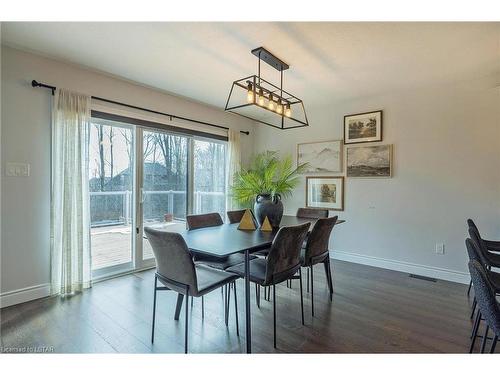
[467,219,500,296]
[145,227,240,354]
[226,209,247,224]
[186,212,255,270]
[465,239,500,352]
[468,259,500,353]
[468,228,500,320]
[297,207,329,219]
[300,216,337,316]
[227,222,310,348]
[186,212,256,322]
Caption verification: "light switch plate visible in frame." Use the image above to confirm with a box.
[6,162,30,177]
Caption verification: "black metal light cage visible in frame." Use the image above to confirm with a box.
[225,47,309,130]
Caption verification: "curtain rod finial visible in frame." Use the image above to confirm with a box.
[31,80,39,87]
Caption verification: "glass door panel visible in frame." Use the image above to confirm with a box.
[142,130,188,260]
[89,120,135,276]
[193,139,227,217]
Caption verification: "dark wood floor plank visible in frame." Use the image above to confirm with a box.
[0,260,472,353]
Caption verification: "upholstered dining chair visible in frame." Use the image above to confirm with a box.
[467,219,500,296]
[468,228,500,319]
[226,209,247,224]
[468,259,500,353]
[300,216,337,316]
[227,222,310,348]
[465,239,500,352]
[186,212,256,321]
[186,212,255,270]
[296,207,329,219]
[145,227,239,353]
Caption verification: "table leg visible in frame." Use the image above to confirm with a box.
[245,249,252,353]
[174,293,184,321]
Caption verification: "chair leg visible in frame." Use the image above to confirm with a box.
[467,280,472,296]
[273,284,277,349]
[174,293,184,321]
[255,284,260,308]
[310,265,315,317]
[225,284,231,326]
[201,296,204,320]
[233,281,239,336]
[324,258,334,301]
[470,298,477,319]
[151,276,158,343]
[299,269,304,325]
[480,325,490,353]
[490,335,498,353]
[469,311,482,352]
[185,287,189,354]
[306,268,310,292]
[191,296,194,308]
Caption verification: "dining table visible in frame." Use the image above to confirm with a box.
[149,214,345,353]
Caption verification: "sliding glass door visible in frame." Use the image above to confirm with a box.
[88,114,227,277]
[88,119,135,277]
[193,138,226,217]
[141,130,188,263]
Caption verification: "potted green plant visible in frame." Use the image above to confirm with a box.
[231,151,308,227]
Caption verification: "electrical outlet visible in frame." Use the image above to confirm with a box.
[435,243,445,255]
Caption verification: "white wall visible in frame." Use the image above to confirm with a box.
[254,76,500,283]
[0,46,255,305]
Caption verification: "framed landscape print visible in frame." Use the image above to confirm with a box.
[344,110,383,144]
[346,144,393,178]
[297,140,342,173]
[306,176,344,211]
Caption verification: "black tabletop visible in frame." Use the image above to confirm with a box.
[147,215,345,258]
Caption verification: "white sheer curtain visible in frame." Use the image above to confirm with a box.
[51,89,92,296]
[225,129,241,211]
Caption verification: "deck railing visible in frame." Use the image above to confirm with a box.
[90,190,225,227]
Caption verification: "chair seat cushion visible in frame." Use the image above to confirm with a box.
[486,251,500,268]
[487,270,500,292]
[253,247,270,257]
[194,265,240,297]
[300,248,329,266]
[193,252,256,270]
[226,258,268,285]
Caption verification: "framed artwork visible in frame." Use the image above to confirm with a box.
[346,144,393,178]
[344,110,383,144]
[297,140,342,173]
[306,176,344,211]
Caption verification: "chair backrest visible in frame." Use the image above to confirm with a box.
[469,227,492,267]
[467,218,479,234]
[296,207,329,219]
[468,259,500,335]
[186,212,223,230]
[226,209,247,224]
[465,238,482,264]
[144,227,198,294]
[303,216,338,265]
[265,222,310,284]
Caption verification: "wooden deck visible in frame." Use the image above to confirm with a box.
[91,225,154,270]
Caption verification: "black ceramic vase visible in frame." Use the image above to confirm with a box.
[253,194,283,228]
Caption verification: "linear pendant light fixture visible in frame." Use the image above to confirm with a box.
[225,47,309,130]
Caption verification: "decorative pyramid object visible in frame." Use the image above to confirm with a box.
[260,216,273,232]
[237,209,257,231]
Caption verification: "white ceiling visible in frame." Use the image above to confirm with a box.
[2,22,499,109]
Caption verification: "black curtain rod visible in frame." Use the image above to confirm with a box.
[31,80,250,135]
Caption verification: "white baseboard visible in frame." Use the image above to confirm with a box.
[331,250,470,285]
[0,283,51,308]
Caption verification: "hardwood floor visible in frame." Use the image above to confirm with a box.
[0,260,473,353]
